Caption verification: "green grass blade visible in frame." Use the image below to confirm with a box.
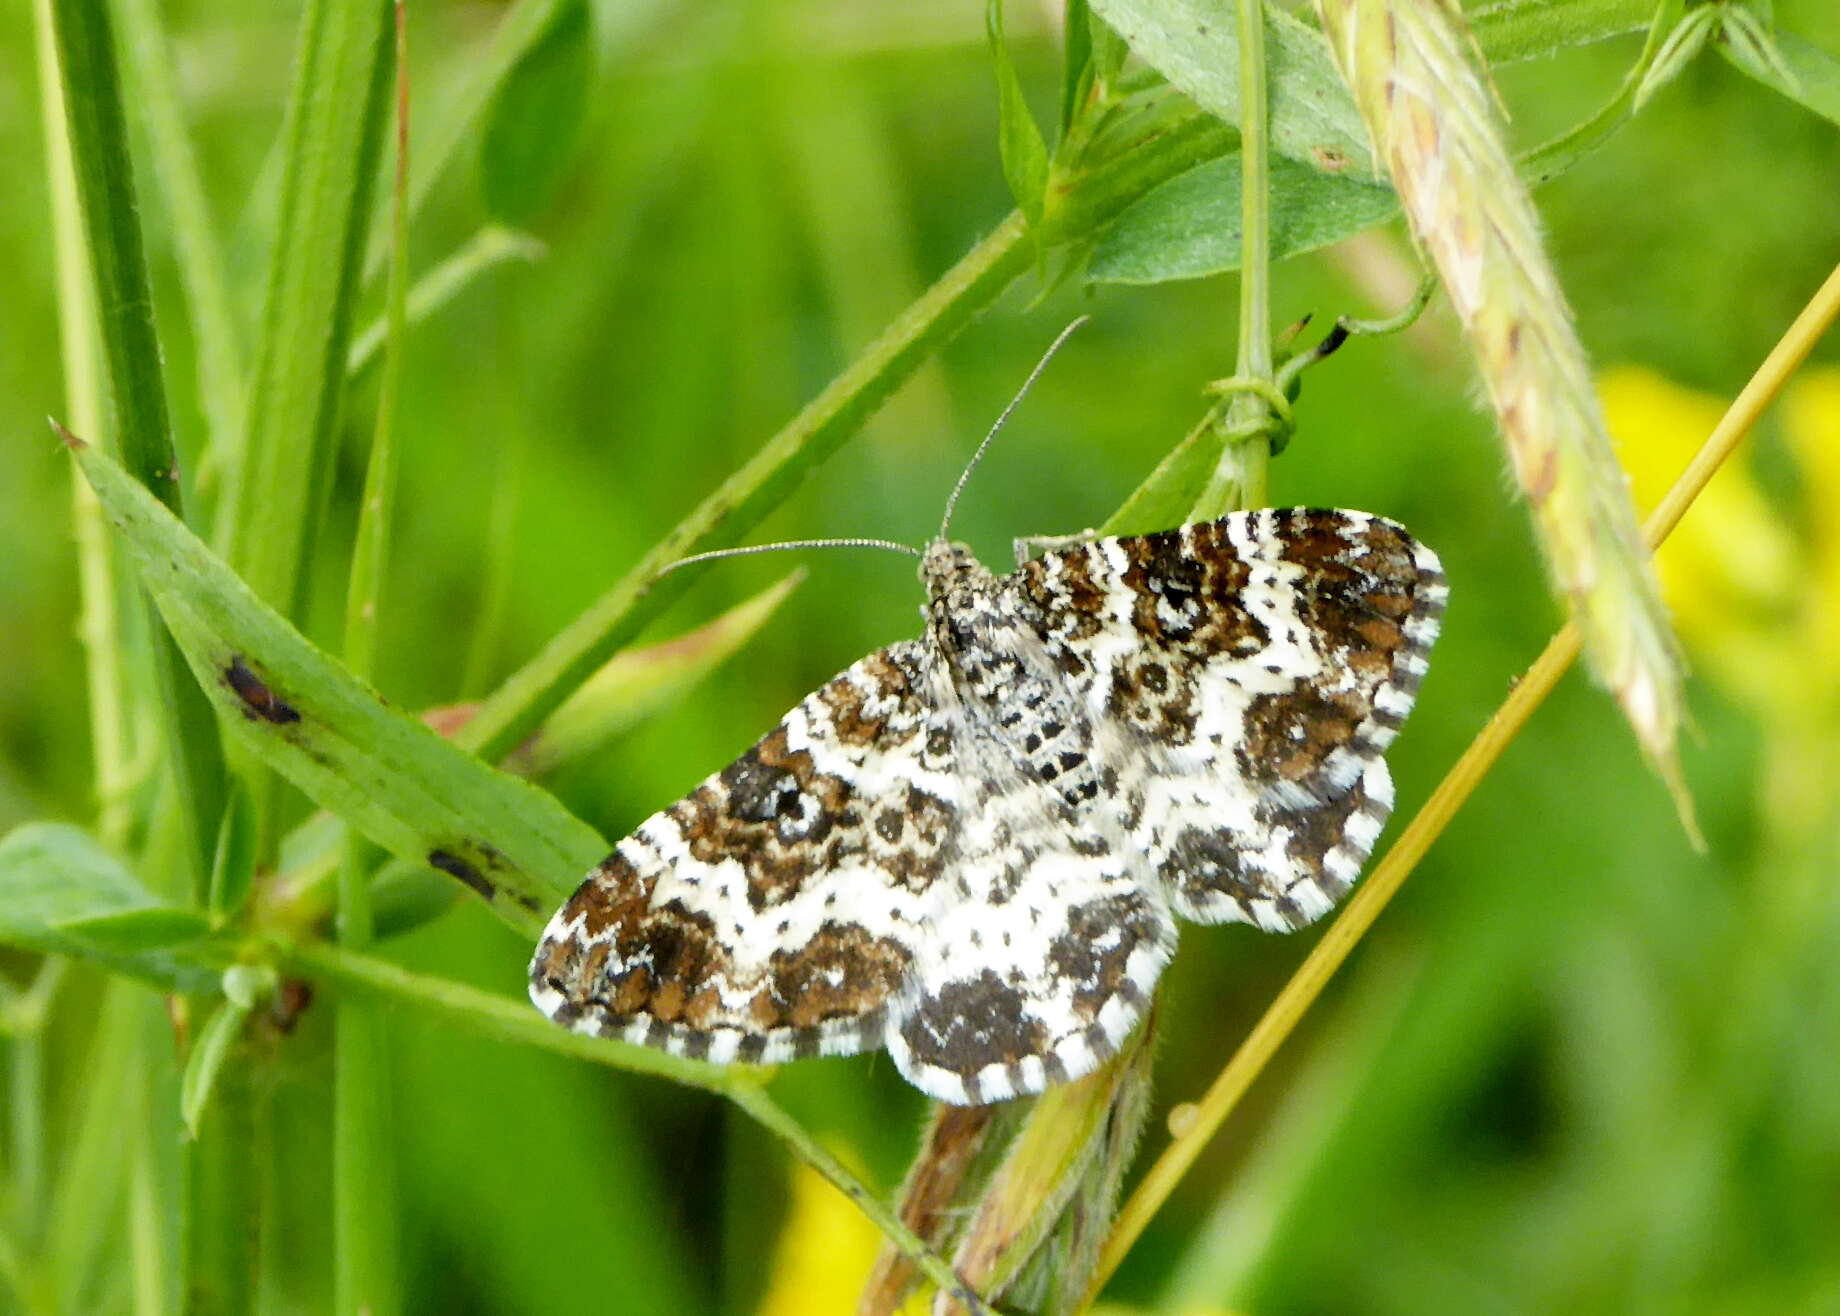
[47,0,183,511]
[72,438,608,934]
[516,571,805,777]
[35,0,135,853]
[336,9,408,1306]
[292,941,729,1089]
[47,0,227,894]
[111,0,245,492]
[216,0,394,622]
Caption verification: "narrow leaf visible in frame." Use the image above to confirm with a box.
[1723,27,1840,125]
[989,0,1052,225]
[1633,6,1716,110]
[207,780,257,919]
[480,0,594,224]
[0,822,217,989]
[180,995,252,1139]
[365,0,571,279]
[49,0,226,891]
[217,0,394,621]
[1467,0,1653,66]
[1089,150,1398,283]
[72,439,608,934]
[52,905,212,952]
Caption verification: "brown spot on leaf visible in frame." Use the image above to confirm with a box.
[225,657,300,724]
[428,849,494,900]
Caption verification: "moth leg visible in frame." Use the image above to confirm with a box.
[1012,527,1099,567]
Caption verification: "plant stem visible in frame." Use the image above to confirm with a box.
[289,941,983,1306]
[35,0,134,855]
[724,1082,986,1311]
[1197,0,1275,517]
[333,6,407,1311]
[112,0,245,491]
[48,0,227,895]
[1086,255,1840,1302]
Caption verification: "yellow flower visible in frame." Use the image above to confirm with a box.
[757,1153,912,1316]
[1599,366,1801,713]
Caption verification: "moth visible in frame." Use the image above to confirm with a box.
[529,503,1444,1104]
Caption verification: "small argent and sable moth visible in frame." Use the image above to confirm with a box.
[529,506,1444,1104]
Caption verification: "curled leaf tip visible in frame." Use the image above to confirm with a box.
[48,416,88,450]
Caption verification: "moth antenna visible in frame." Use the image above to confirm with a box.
[659,537,922,577]
[938,316,1090,541]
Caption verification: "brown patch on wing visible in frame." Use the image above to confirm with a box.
[1105,651,1200,745]
[535,858,733,1027]
[1159,822,1288,918]
[675,727,858,911]
[1237,684,1367,786]
[898,971,1048,1076]
[1047,894,1159,1021]
[569,851,658,939]
[1116,523,1265,657]
[869,783,955,893]
[816,652,911,746]
[1232,512,1434,790]
[1029,548,1107,639]
[766,923,910,1030]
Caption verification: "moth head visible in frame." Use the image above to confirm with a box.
[920,538,983,598]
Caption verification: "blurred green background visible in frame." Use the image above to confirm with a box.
[3,1,1839,1312]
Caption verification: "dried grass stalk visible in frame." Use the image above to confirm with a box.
[1316,0,1690,811]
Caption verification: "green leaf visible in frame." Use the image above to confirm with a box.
[1634,6,1717,110]
[71,440,608,936]
[0,823,217,990]
[51,906,211,952]
[1467,0,1653,66]
[479,0,594,224]
[989,0,1052,226]
[1730,27,1840,125]
[1088,150,1398,283]
[1089,0,1379,181]
[207,780,257,920]
[181,993,252,1139]
[1719,15,1838,123]
[49,0,226,893]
